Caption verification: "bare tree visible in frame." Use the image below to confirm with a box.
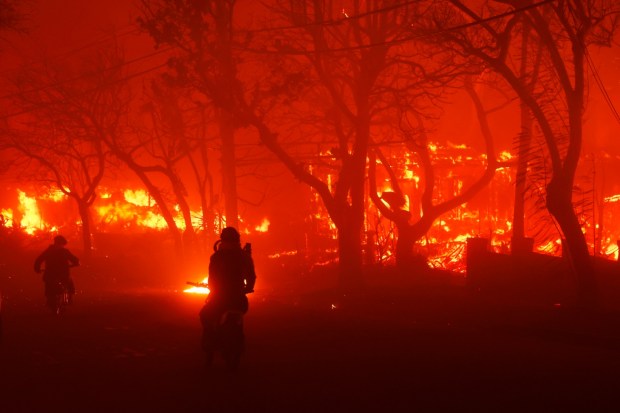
[132,79,220,257]
[103,117,186,255]
[137,0,467,290]
[368,78,500,270]
[2,45,127,256]
[421,0,620,306]
[139,0,244,231]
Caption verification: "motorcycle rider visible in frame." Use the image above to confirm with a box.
[199,227,256,363]
[34,235,80,308]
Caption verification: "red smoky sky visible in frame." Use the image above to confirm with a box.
[1,0,151,73]
[5,0,620,154]
[3,1,620,200]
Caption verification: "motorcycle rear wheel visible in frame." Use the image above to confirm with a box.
[48,289,69,316]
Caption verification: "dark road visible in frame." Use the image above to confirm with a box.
[2,282,620,413]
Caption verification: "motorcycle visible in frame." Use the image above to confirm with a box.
[205,304,246,371]
[190,240,254,371]
[46,279,70,316]
[188,280,252,371]
[41,263,78,316]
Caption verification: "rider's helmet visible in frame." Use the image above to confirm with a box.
[53,235,68,246]
[220,227,241,243]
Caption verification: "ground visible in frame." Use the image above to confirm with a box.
[2,270,620,413]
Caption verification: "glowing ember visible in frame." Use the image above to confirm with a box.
[268,250,298,259]
[498,151,513,161]
[605,194,620,203]
[605,243,619,261]
[536,240,561,255]
[255,218,270,232]
[184,277,210,295]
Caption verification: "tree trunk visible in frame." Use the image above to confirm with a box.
[337,217,364,292]
[219,110,239,229]
[170,177,197,256]
[512,99,533,251]
[395,224,416,270]
[546,176,596,306]
[77,200,92,259]
[123,159,184,256]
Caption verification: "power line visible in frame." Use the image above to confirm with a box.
[566,4,620,125]
[39,25,142,63]
[1,0,553,103]
[240,0,426,34]
[234,0,556,55]
[0,0,559,120]
[583,39,620,125]
[0,62,168,121]
[0,23,142,76]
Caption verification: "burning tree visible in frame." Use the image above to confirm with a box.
[420,0,620,305]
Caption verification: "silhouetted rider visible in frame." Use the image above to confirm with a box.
[34,235,80,308]
[199,227,256,349]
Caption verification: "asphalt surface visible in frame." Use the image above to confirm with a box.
[2,280,620,413]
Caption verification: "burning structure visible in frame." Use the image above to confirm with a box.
[2,141,619,274]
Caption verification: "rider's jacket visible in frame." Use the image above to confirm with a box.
[34,245,80,282]
[208,244,256,304]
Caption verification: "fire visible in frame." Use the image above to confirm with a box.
[46,189,66,202]
[3,186,275,240]
[1,209,14,228]
[184,277,210,295]
[604,243,619,261]
[357,144,620,272]
[498,150,513,161]
[0,190,69,234]
[268,250,298,259]
[18,191,46,234]
[1,141,619,277]
[95,189,197,231]
[124,189,153,207]
[255,218,270,232]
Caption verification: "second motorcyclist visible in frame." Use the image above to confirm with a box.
[34,235,80,309]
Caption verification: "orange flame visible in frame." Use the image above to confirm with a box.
[255,218,270,232]
[18,191,47,234]
[184,277,210,295]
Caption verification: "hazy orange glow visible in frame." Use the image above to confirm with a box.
[3,143,619,272]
